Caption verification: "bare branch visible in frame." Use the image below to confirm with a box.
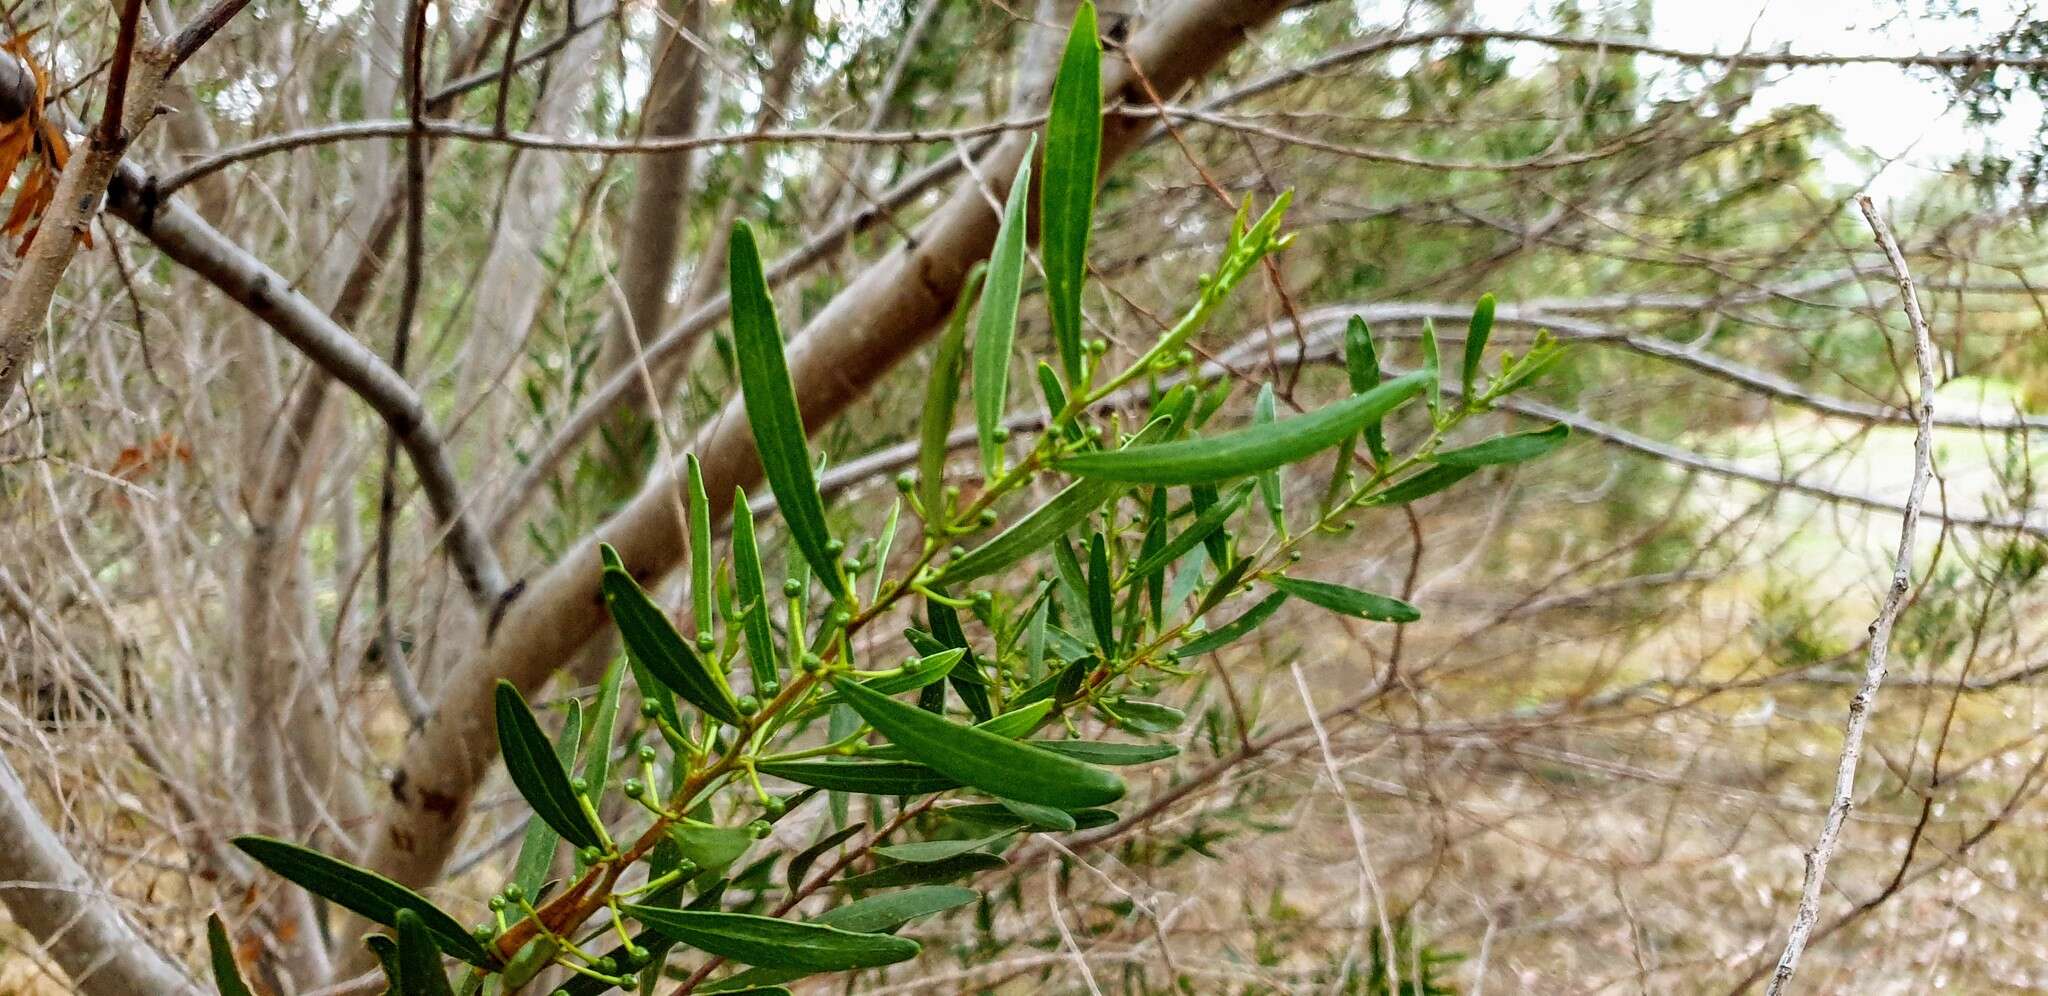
[1765,194,1942,994]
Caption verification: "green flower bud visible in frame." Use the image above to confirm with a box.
[638,744,657,763]
[977,508,998,526]
[622,778,644,799]
[763,796,787,817]
[825,539,846,557]
[473,925,496,944]
[503,883,525,903]
[569,777,589,795]
[696,632,716,652]
[991,425,1010,443]
[894,471,916,493]
[782,578,803,598]
[488,895,507,911]
[640,700,660,719]
[747,819,773,839]
[737,695,761,715]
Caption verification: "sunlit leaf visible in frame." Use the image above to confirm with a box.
[495,681,603,850]
[1173,590,1287,658]
[920,262,984,526]
[975,138,1035,476]
[1042,1,1101,380]
[207,914,254,996]
[600,543,742,726]
[624,906,920,971]
[1271,576,1418,623]
[756,760,961,795]
[1433,423,1569,467]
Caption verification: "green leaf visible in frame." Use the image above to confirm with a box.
[729,493,781,695]
[1031,740,1178,765]
[1036,360,1067,424]
[701,888,977,994]
[1463,293,1495,400]
[494,681,604,850]
[624,906,920,972]
[933,477,1115,587]
[1346,316,1390,463]
[231,836,497,968]
[1041,0,1101,380]
[1056,372,1428,484]
[499,936,559,990]
[836,851,1005,890]
[816,886,979,932]
[874,831,1017,864]
[1105,700,1185,734]
[728,221,845,600]
[830,673,1125,808]
[1128,482,1249,581]
[1086,533,1115,653]
[1363,465,1477,506]
[364,935,401,984]
[757,760,961,795]
[788,823,867,893]
[921,262,983,528]
[1270,576,1419,623]
[687,454,715,631]
[974,699,1054,739]
[208,914,254,996]
[395,910,456,996]
[975,137,1035,476]
[670,825,755,878]
[1252,384,1285,528]
[600,543,742,726]
[1433,423,1569,468]
[999,799,1075,831]
[1421,317,1442,417]
[581,657,624,798]
[1173,590,1287,658]
[815,649,963,708]
[511,697,583,897]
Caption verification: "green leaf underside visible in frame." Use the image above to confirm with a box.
[600,544,742,725]
[1433,423,1569,467]
[624,906,920,972]
[1057,372,1428,484]
[1174,590,1288,658]
[874,830,1018,864]
[230,836,497,968]
[975,142,1034,476]
[1364,464,1477,506]
[494,681,604,850]
[702,889,978,994]
[1042,1,1101,379]
[1128,481,1252,580]
[1463,293,1495,398]
[1033,740,1178,765]
[756,760,962,795]
[208,914,255,996]
[836,851,1005,890]
[728,222,845,599]
[1271,576,1419,623]
[730,495,781,690]
[830,673,1125,809]
[395,909,455,996]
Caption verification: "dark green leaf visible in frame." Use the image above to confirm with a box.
[1270,576,1419,623]
[830,673,1125,808]
[1036,360,1066,423]
[757,760,960,795]
[1363,465,1477,506]
[999,799,1074,830]
[1056,372,1428,484]
[208,914,254,996]
[1421,317,1442,416]
[816,885,979,932]
[600,543,742,726]
[1069,808,1119,830]
[1346,316,1389,463]
[925,597,992,721]
[581,658,623,798]
[364,935,400,984]
[1032,740,1177,765]
[1128,482,1250,580]
[787,823,867,892]
[511,697,582,897]
[1463,293,1494,400]
[394,910,455,996]
[1086,533,1114,653]
[231,836,497,968]
[728,221,845,599]
[495,681,603,850]
[920,263,983,526]
[1173,591,1287,658]
[688,453,714,631]
[730,493,781,694]
[670,824,756,876]
[874,832,1015,863]
[1433,423,1569,468]
[974,699,1053,739]
[1041,1,1101,380]
[975,139,1034,476]
[1106,700,1186,734]
[1253,384,1285,526]
[836,851,1005,890]
[624,906,920,971]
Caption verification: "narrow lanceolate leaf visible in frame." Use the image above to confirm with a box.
[495,681,604,850]
[1173,590,1288,658]
[1421,317,1442,417]
[394,910,456,996]
[624,906,920,972]
[1344,316,1389,463]
[835,851,1005,890]
[1433,423,1569,468]
[1057,372,1428,484]
[1106,699,1186,734]
[688,453,714,630]
[975,139,1035,476]
[1000,799,1075,831]
[831,672,1125,808]
[702,888,979,994]
[1271,576,1419,623]
[208,914,254,996]
[1041,0,1101,380]
[1129,481,1251,581]
[1086,533,1115,653]
[728,222,845,599]
[975,699,1054,739]
[580,658,624,798]
[730,493,780,695]
[600,543,742,726]
[921,262,984,527]
[1363,464,1476,506]
[875,833,1015,864]
[756,760,961,795]
[1033,740,1178,765]
[1463,292,1495,401]
[511,698,582,896]
[231,836,497,968]
[1253,383,1284,527]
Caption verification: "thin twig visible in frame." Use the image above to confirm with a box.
[93,0,146,147]
[1763,194,1940,995]
[165,0,256,70]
